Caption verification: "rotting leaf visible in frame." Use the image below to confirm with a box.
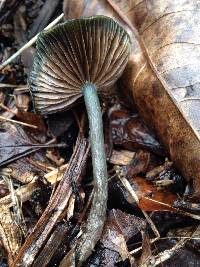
[102,209,146,243]
[109,104,163,155]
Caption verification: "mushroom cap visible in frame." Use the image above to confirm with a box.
[29,16,131,115]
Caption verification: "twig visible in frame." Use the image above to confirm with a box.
[0,103,16,114]
[153,239,187,266]
[0,143,67,149]
[0,115,38,129]
[144,196,200,220]
[0,83,27,88]
[130,237,159,255]
[3,172,27,235]
[0,13,64,70]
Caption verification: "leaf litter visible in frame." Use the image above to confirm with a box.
[0,0,200,266]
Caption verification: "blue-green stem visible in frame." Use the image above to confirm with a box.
[76,83,108,265]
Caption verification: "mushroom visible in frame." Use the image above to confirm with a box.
[29,15,130,264]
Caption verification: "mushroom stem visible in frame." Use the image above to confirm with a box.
[77,82,108,264]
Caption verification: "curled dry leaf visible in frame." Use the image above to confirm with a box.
[63,0,200,198]
[110,0,200,197]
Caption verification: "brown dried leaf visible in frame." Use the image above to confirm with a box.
[124,176,178,211]
[139,230,152,267]
[109,0,200,197]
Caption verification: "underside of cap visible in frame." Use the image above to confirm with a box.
[29,15,131,115]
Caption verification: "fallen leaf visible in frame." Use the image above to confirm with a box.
[109,0,200,198]
[139,230,152,267]
[109,104,163,154]
[114,175,178,212]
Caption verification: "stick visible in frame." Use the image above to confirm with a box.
[0,13,64,70]
[0,115,38,129]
